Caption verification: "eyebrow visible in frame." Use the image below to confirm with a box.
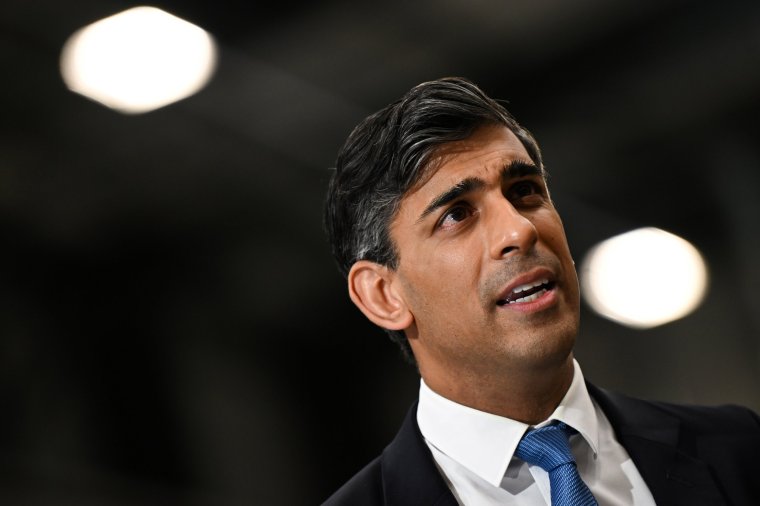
[417,159,543,222]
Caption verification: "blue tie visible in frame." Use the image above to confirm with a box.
[515,422,598,506]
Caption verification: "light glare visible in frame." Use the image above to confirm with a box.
[580,227,708,328]
[60,6,217,114]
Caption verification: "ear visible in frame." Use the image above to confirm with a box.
[348,260,413,331]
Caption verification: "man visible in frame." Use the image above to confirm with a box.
[321,77,760,505]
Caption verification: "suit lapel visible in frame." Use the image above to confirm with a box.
[381,402,458,506]
[588,383,727,505]
[381,386,734,505]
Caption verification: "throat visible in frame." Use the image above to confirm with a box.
[421,357,575,424]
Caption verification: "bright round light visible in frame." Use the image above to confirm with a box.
[580,227,708,328]
[60,6,217,114]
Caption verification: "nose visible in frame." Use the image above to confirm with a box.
[487,198,538,259]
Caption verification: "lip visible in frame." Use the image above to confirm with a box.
[495,267,558,311]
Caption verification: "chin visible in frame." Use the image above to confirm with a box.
[506,323,577,370]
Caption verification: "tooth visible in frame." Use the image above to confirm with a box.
[515,285,529,294]
[509,279,550,298]
[510,288,547,304]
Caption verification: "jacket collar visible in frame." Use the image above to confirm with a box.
[382,384,729,505]
[381,402,458,506]
[587,382,726,505]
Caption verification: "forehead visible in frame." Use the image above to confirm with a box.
[404,124,533,207]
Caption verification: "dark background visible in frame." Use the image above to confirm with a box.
[2,1,760,504]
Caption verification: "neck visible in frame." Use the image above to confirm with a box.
[420,355,575,424]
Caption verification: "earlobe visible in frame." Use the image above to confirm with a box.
[348,261,413,331]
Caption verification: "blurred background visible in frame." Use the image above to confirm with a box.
[2,0,760,504]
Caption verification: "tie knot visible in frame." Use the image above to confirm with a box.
[514,422,598,505]
[515,422,577,472]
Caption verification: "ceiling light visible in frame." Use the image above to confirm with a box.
[580,227,708,329]
[60,6,217,114]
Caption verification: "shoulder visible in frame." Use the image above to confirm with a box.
[589,383,760,503]
[321,456,384,506]
[321,401,456,506]
[650,398,760,433]
[589,381,760,435]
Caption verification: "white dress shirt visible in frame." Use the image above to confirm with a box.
[417,360,657,505]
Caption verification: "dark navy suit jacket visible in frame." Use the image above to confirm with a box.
[323,383,760,505]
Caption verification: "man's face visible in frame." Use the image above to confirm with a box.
[389,124,580,385]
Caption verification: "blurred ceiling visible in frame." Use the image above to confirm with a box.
[2,1,760,504]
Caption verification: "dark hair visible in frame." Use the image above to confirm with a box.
[323,76,543,363]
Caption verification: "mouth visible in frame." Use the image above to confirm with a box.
[496,277,556,306]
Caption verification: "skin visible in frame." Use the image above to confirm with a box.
[349,124,581,424]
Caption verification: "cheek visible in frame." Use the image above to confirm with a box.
[552,234,576,276]
[537,214,571,251]
[407,246,480,305]
[538,215,578,270]
[541,218,580,296]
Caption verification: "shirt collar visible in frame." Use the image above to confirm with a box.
[417,359,599,487]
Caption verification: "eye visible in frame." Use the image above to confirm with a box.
[507,179,545,205]
[437,203,474,229]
